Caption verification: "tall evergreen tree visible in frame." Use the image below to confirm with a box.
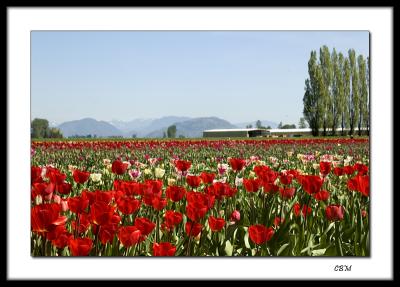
[167,125,177,138]
[31,118,49,138]
[357,55,368,136]
[336,52,346,136]
[366,56,370,135]
[319,46,333,136]
[303,51,323,136]
[298,117,307,128]
[303,46,369,137]
[331,48,340,136]
[348,49,359,136]
[343,57,351,135]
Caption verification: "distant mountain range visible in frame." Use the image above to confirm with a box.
[56,117,278,138]
[58,118,123,138]
[145,117,236,138]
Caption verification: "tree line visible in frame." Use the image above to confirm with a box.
[247,120,301,130]
[31,118,63,139]
[303,46,369,136]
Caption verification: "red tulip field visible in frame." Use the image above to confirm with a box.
[31,138,369,256]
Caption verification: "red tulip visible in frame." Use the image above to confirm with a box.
[273,217,284,227]
[134,217,156,236]
[333,167,344,176]
[347,175,369,197]
[279,187,295,200]
[229,210,241,223]
[186,201,208,222]
[325,205,344,221]
[116,197,141,215]
[142,180,163,206]
[208,216,225,232]
[353,163,369,176]
[46,167,67,185]
[248,224,274,245]
[243,178,261,193]
[114,180,141,196]
[151,196,167,211]
[293,203,312,217]
[229,158,246,172]
[200,172,216,184]
[57,182,72,195]
[111,159,128,175]
[209,182,229,200]
[224,185,238,198]
[31,203,67,234]
[254,165,278,184]
[90,201,115,226]
[71,213,91,234]
[68,237,93,256]
[45,223,63,239]
[299,175,323,195]
[186,175,202,188]
[164,210,183,229]
[166,185,186,202]
[68,195,89,214]
[343,165,355,175]
[319,161,331,176]
[313,190,330,201]
[73,169,90,184]
[50,226,72,249]
[117,226,141,247]
[31,182,53,199]
[262,183,279,194]
[279,173,293,185]
[153,242,176,256]
[186,191,215,210]
[362,210,368,218]
[185,221,202,237]
[31,166,43,184]
[175,160,192,172]
[98,214,121,245]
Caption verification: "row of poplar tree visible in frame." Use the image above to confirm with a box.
[303,46,369,136]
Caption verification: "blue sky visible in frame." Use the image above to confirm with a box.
[31,31,369,125]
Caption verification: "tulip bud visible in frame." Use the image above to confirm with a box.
[230,210,240,223]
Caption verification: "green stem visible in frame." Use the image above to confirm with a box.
[350,192,355,226]
[94,225,100,255]
[197,231,203,256]
[311,202,320,233]
[133,243,138,256]
[186,222,194,256]
[74,213,81,238]
[42,236,46,256]
[335,221,344,256]
[156,212,160,242]
[304,194,311,232]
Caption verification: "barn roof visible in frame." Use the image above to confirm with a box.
[268,128,312,133]
[203,128,268,132]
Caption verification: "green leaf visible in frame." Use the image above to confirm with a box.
[319,234,327,247]
[301,246,310,254]
[323,222,335,235]
[224,240,233,256]
[324,245,337,256]
[277,243,290,256]
[342,226,356,242]
[244,229,251,249]
[311,248,326,256]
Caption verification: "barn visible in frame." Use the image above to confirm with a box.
[203,128,269,138]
